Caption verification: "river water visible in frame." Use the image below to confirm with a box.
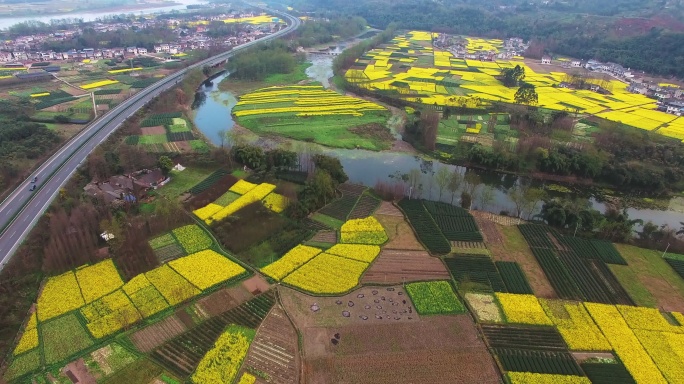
[192,53,684,230]
[0,0,207,29]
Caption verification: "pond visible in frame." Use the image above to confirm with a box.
[192,52,684,231]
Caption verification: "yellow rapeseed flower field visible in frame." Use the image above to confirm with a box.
[585,302,667,384]
[37,270,85,321]
[260,244,322,280]
[283,253,369,294]
[145,264,200,306]
[75,259,124,304]
[169,250,246,290]
[496,293,553,325]
[80,79,119,90]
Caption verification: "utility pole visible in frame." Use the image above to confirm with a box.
[662,243,671,259]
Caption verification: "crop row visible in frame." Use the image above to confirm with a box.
[422,200,471,217]
[444,254,507,292]
[93,88,122,95]
[531,245,632,305]
[518,224,558,249]
[318,194,359,221]
[149,111,183,119]
[140,116,175,127]
[152,291,275,378]
[493,348,583,376]
[559,236,627,265]
[397,199,451,254]
[580,361,636,384]
[531,249,582,300]
[348,193,381,219]
[131,78,158,88]
[189,169,231,195]
[496,261,533,294]
[665,258,684,280]
[35,96,76,110]
[167,131,194,142]
[481,324,566,351]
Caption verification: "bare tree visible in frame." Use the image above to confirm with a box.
[435,167,451,201]
[447,170,462,204]
[478,185,496,211]
[407,169,422,199]
[420,111,439,150]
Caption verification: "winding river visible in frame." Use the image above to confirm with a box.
[192,54,684,230]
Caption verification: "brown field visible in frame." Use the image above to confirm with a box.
[374,201,402,216]
[141,126,166,135]
[310,230,337,244]
[130,315,188,353]
[298,316,500,384]
[239,304,300,384]
[374,213,425,251]
[280,285,418,329]
[195,281,256,317]
[475,215,556,298]
[361,249,450,284]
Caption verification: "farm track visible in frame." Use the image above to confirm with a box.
[241,305,299,384]
[361,250,451,284]
[374,201,403,216]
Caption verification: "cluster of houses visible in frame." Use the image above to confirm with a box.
[542,56,684,116]
[0,11,279,65]
[83,169,167,206]
[433,34,530,61]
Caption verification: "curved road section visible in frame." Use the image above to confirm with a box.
[0,8,301,269]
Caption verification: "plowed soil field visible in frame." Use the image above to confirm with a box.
[361,250,450,284]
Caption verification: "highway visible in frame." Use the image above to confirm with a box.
[0,8,301,270]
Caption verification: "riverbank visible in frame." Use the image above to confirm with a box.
[189,38,684,230]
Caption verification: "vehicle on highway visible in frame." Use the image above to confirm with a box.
[29,184,36,191]
[31,176,37,183]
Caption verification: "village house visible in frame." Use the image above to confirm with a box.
[83,169,166,205]
[571,60,582,67]
[541,56,552,65]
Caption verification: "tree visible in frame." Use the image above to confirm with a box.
[478,185,496,210]
[515,83,538,105]
[407,169,422,199]
[157,156,173,176]
[312,154,348,184]
[500,65,525,87]
[510,183,546,219]
[447,171,462,204]
[435,167,450,201]
[420,111,439,150]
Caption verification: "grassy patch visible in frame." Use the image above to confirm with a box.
[101,358,163,384]
[42,313,94,364]
[609,263,657,307]
[263,62,312,85]
[3,348,41,381]
[311,213,344,229]
[406,281,466,315]
[157,167,216,199]
[615,244,684,308]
